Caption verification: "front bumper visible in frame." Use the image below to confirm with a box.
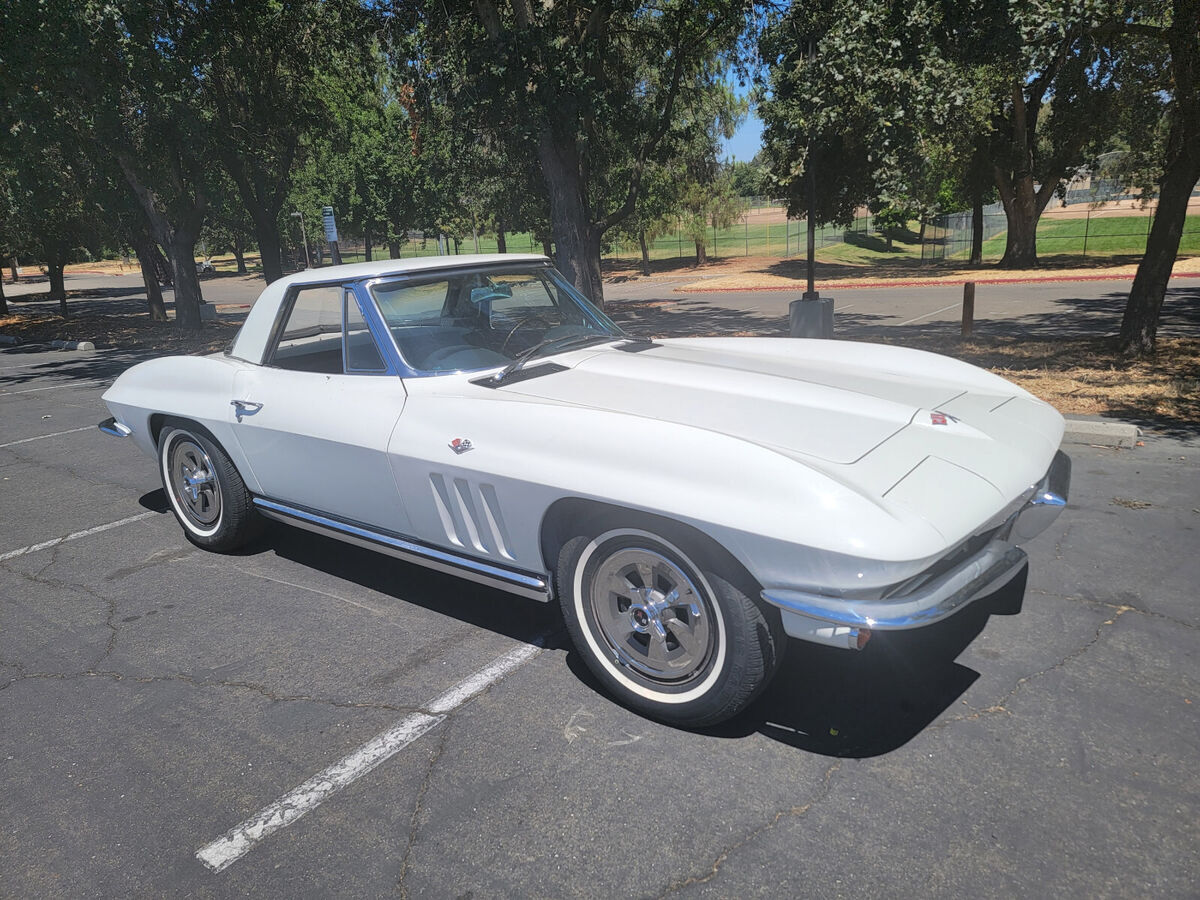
[762,450,1071,647]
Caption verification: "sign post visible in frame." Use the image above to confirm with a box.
[322,206,342,266]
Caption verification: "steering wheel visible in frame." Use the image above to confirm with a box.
[501,315,551,352]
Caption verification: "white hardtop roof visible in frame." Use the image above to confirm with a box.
[231,253,551,363]
[280,253,549,289]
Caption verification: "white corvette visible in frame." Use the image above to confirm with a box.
[100,255,1069,726]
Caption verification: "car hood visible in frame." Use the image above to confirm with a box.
[497,337,1064,535]
[500,337,973,464]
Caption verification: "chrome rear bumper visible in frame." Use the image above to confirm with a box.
[98,417,132,438]
[762,450,1071,645]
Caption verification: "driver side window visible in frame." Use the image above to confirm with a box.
[268,285,387,375]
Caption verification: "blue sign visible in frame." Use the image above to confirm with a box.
[321,206,339,243]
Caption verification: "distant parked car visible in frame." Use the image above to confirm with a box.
[99,254,1069,726]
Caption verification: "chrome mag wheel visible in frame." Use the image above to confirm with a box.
[168,436,222,528]
[587,545,716,687]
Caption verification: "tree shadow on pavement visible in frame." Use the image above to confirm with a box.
[0,347,154,386]
[608,298,790,338]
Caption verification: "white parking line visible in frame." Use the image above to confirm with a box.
[0,425,95,448]
[0,512,159,562]
[0,380,103,395]
[896,303,959,327]
[196,637,546,873]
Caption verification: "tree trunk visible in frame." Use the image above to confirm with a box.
[251,212,284,284]
[232,235,247,274]
[152,243,172,285]
[536,129,605,304]
[997,175,1041,267]
[389,240,400,259]
[1119,160,1200,355]
[970,189,985,265]
[168,230,205,331]
[9,257,18,282]
[694,239,708,266]
[364,230,373,262]
[0,271,7,316]
[132,231,168,321]
[542,238,553,257]
[497,226,507,254]
[639,230,650,276]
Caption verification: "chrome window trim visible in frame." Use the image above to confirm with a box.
[342,286,397,376]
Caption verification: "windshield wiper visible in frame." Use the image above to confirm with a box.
[488,332,616,385]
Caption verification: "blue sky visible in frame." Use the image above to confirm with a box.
[720,93,764,162]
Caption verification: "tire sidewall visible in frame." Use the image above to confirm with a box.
[564,528,738,714]
[159,426,226,542]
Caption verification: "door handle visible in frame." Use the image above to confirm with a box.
[231,400,263,421]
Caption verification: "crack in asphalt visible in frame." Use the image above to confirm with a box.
[397,720,452,899]
[0,443,128,490]
[653,760,844,898]
[1,552,123,670]
[1029,586,1197,630]
[0,668,423,712]
[939,604,1135,726]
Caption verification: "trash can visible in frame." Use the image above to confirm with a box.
[789,293,833,338]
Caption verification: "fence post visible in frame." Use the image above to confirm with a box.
[745,220,749,256]
[1082,207,1091,257]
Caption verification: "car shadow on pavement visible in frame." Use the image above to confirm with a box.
[710,570,1029,759]
[254,520,569,650]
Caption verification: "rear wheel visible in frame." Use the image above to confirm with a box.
[158,422,262,552]
[557,527,785,727]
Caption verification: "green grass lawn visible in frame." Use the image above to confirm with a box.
[228,211,1199,272]
[978,214,1200,260]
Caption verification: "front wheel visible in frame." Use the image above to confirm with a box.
[159,422,262,552]
[557,528,785,727]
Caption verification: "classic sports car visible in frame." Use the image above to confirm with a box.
[100,254,1069,726]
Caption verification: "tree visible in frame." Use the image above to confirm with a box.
[407,0,749,305]
[203,2,376,283]
[728,154,768,198]
[758,0,1122,267]
[1108,0,1200,355]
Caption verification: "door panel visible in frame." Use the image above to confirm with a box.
[230,367,410,534]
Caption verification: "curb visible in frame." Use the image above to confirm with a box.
[0,335,20,346]
[50,339,96,351]
[1063,418,1140,449]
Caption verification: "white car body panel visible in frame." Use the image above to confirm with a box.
[100,255,1070,652]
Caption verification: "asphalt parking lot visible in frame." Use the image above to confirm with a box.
[2,342,1198,896]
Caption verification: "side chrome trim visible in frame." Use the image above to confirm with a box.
[251,497,551,602]
[762,545,1028,632]
[98,417,132,438]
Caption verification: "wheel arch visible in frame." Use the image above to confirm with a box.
[539,497,763,600]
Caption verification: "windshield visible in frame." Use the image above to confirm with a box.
[368,264,624,374]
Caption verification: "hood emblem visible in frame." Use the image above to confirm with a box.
[449,438,474,454]
[930,412,957,426]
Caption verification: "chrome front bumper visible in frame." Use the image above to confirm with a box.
[762,451,1071,647]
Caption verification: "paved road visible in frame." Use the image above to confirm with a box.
[1,343,1197,896]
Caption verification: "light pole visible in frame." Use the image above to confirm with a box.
[290,211,311,269]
